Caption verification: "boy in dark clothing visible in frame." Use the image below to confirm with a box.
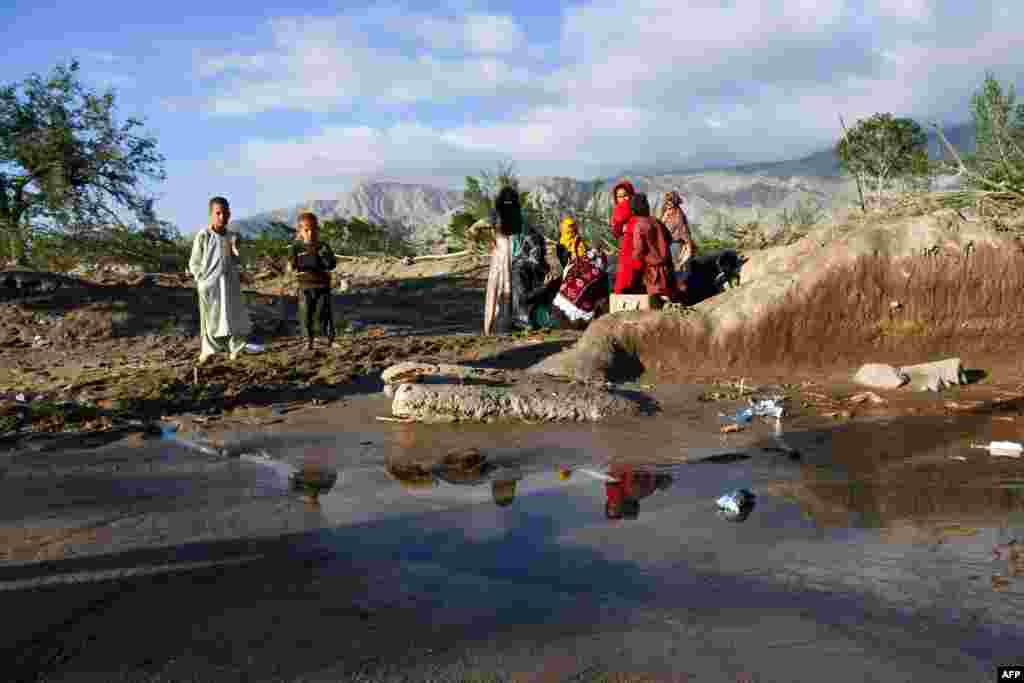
[288,212,338,350]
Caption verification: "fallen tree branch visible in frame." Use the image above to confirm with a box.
[930,121,1024,200]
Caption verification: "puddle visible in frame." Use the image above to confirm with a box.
[4,401,1024,680]
[185,405,1024,637]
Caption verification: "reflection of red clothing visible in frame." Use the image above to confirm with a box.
[611,181,642,294]
[605,465,659,504]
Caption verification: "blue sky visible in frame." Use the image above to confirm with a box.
[2,0,1022,233]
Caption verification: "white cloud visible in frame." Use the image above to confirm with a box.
[202,0,1024,190]
[874,0,932,20]
[464,14,527,52]
[219,123,496,179]
[415,14,526,53]
[193,11,538,114]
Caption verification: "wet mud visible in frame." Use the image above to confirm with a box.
[1,388,1023,681]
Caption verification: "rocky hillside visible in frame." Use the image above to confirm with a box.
[233,125,976,251]
[234,173,861,249]
[233,181,464,253]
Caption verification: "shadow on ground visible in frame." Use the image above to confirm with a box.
[1,470,1015,682]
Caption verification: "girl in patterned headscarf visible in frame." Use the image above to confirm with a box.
[660,190,696,270]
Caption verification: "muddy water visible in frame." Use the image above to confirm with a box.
[1,390,1023,681]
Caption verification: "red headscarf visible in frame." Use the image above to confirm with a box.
[611,181,636,239]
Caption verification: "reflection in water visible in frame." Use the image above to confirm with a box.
[492,479,518,507]
[992,540,1024,592]
[766,467,1024,534]
[289,466,339,505]
[385,454,524,508]
[385,456,677,517]
[604,465,674,521]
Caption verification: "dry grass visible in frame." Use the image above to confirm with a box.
[634,244,1024,376]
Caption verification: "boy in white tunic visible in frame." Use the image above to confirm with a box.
[189,196,253,364]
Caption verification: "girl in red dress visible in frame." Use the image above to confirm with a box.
[610,180,642,294]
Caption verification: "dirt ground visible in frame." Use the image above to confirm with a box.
[2,254,1024,459]
[0,258,582,439]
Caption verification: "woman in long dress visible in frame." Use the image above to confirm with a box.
[629,193,681,301]
[484,186,548,333]
[483,223,514,335]
[610,180,642,294]
[660,190,696,271]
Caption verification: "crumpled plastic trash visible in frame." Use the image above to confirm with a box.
[972,441,1023,458]
[15,393,27,403]
[750,398,784,419]
[729,408,753,424]
[724,399,784,425]
[716,489,756,522]
[244,343,265,353]
[577,468,619,483]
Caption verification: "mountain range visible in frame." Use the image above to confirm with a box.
[233,122,977,251]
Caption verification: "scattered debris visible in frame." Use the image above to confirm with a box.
[899,357,967,392]
[889,300,902,310]
[576,468,620,483]
[853,363,908,390]
[945,400,984,411]
[376,415,415,423]
[949,455,968,462]
[716,489,756,522]
[733,409,757,423]
[750,398,784,418]
[848,391,887,406]
[698,378,757,402]
[720,423,744,434]
[971,441,1023,458]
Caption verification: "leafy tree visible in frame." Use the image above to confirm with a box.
[322,217,413,257]
[454,162,529,251]
[835,113,929,207]
[461,161,519,223]
[0,60,165,264]
[242,220,294,267]
[462,176,492,222]
[444,210,482,252]
[968,71,1024,191]
[567,178,614,251]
